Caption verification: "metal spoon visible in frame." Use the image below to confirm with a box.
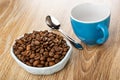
[46,15,83,50]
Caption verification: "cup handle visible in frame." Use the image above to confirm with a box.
[96,24,109,44]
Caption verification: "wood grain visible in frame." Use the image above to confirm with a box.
[0,0,120,80]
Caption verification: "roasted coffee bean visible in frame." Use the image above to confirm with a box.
[31,51,35,54]
[34,56,40,60]
[39,37,43,41]
[37,64,44,67]
[25,50,29,55]
[47,57,52,62]
[51,58,55,61]
[53,38,59,43]
[62,52,67,56]
[25,56,29,61]
[26,62,32,66]
[30,54,35,58]
[31,46,36,51]
[55,47,62,52]
[51,48,55,52]
[49,61,55,66]
[55,59,60,63]
[45,62,48,67]
[34,40,40,45]
[36,53,40,56]
[40,56,45,61]
[36,34,40,39]
[40,61,45,65]
[21,52,26,56]
[56,52,61,55]
[43,52,49,57]
[29,59,34,63]
[27,51,32,56]
[24,33,29,38]
[43,42,49,46]
[47,38,51,41]
[47,47,51,51]
[49,43,54,47]
[43,37,48,41]
[35,46,40,49]
[20,56,26,62]
[48,33,53,37]
[13,30,70,67]
[16,54,21,59]
[49,52,54,57]
[40,49,44,53]
[26,45,30,51]
[18,46,24,51]
[49,41,53,44]
[55,47,60,52]
[63,48,68,52]
[54,54,60,59]
[44,48,48,51]
[33,60,39,66]
[27,37,32,41]
[36,49,40,52]
[14,50,20,55]
[16,40,23,44]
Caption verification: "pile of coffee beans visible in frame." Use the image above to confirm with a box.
[13,30,69,67]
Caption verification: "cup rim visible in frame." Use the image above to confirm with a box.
[71,3,111,23]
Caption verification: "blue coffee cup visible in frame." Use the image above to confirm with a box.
[70,3,110,45]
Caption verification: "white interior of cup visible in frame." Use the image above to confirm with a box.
[71,3,110,23]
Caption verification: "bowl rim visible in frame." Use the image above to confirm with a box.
[10,33,72,70]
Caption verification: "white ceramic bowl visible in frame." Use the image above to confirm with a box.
[10,36,72,75]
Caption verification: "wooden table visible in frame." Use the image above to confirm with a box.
[0,0,120,80]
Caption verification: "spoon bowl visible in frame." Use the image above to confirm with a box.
[46,15,83,50]
[46,16,60,29]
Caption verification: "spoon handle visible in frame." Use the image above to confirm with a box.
[59,29,83,50]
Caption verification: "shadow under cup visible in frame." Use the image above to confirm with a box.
[70,3,110,45]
